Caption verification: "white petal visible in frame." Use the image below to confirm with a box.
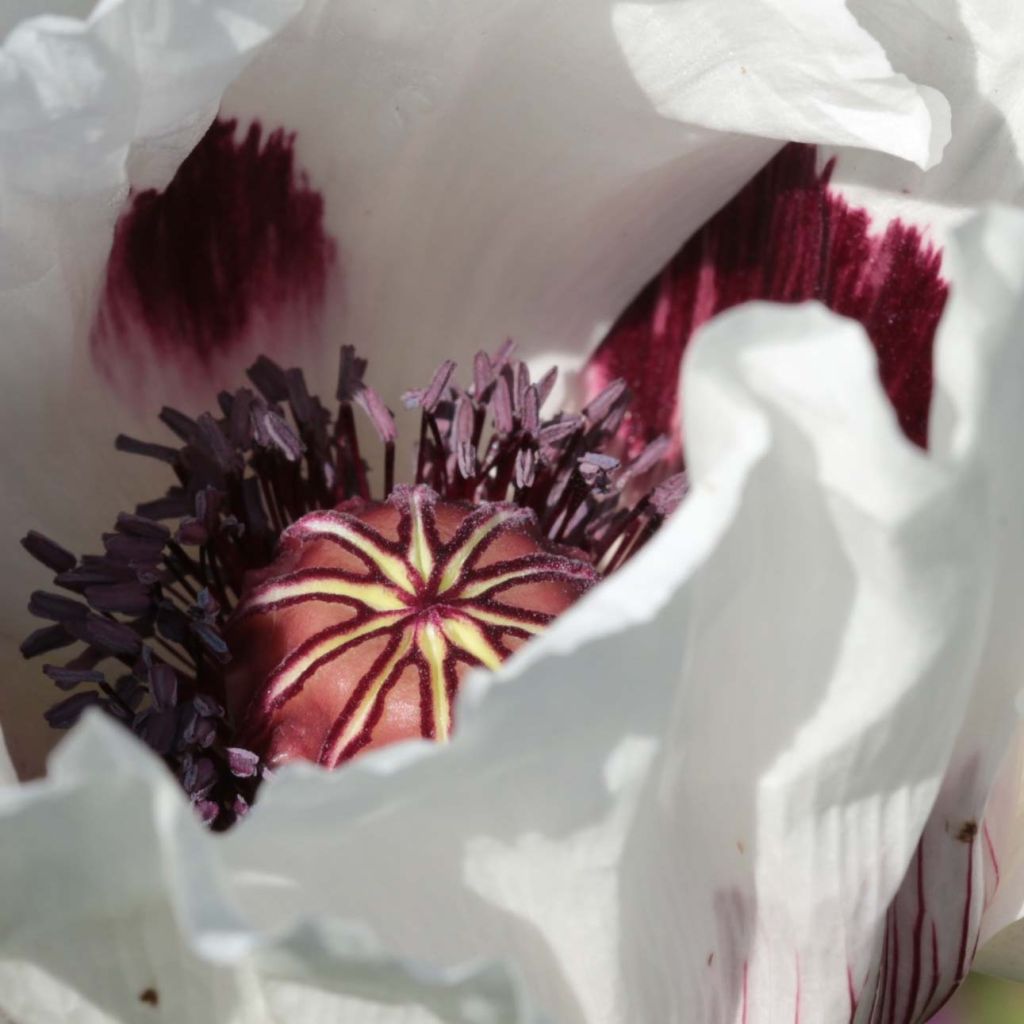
[625,300,990,1020]
[825,0,1024,248]
[0,714,543,1024]
[827,208,1024,1014]
[614,0,949,168]
[221,0,950,406]
[5,293,998,1022]
[917,207,1024,986]
[0,0,302,777]
[0,0,304,194]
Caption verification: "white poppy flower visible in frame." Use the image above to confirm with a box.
[3,2,1021,1023]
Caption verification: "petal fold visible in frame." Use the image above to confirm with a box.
[0,0,304,194]
[919,207,1024,990]
[826,0,1024,251]
[613,0,949,169]
[0,713,539,1024]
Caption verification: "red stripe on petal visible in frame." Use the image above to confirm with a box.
[92,118,336,394]
[855,788,987,1024]
[584,144,948,460]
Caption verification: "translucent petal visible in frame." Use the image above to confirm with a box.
[787,208,1024,1016]
[618,300,990,1020]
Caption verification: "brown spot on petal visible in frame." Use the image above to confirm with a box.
[138,988,159,1007]
[956,819,978,844]
[92,118,336,396]
[585,144,948,460]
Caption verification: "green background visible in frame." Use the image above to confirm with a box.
[934,975,1024,1022]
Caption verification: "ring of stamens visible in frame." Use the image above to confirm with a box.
[21,340,685,826]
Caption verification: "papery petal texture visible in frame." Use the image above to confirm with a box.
[0,716,540,1024]
[827,0,1024,248]
[613,0,949,168]
[620,298,988,1022]
[216,0,950,406]
[8,212,1024,1023]
[0,0,305,194]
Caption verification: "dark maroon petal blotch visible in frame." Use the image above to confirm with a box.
[586,144,949,457]
[92,118,336,383]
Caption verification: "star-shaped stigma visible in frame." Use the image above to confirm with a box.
[227,485,599,768]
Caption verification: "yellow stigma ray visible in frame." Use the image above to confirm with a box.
[441,615,504,670]
[419,621,451,742]
[265,610,408,705]
[437,509,519,594]
[321,631,414,766]
[298,516,416,593]
[462,606,548,636]
[407,491,435,582]
[244,574,408,614]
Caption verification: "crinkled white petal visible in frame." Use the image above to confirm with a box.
[0,0,304,193]
[825,0,1024,250]
[0,713,543,1024]
[613,0,949,169]
[793,208,1024,1011]
[620,299,989,1020]
[220,0,950,408]
[919,207,1024,985]
[6,264,1020,1019]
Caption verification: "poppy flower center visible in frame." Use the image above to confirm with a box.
[227,486,597,768]
[21,343,682,826]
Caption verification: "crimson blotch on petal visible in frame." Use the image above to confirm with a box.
[586,144,949,459]
[91,118,337,391]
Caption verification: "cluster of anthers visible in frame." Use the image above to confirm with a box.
[21,343,684,828]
